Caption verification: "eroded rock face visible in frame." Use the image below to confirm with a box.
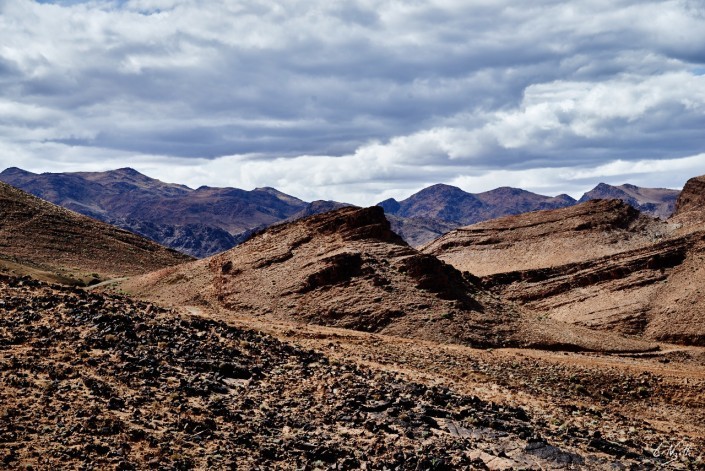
[122,206,657,353]
[201,206,509,347]
[423,198,705,346]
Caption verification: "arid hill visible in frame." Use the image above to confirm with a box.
[479,230,705,345]
[670,175,705,233]
[0,181,191,284]
[422,199,673,276]
[579,182,679,219]
[121,206,655,353]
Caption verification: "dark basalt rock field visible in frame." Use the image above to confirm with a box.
[0,274,682,470]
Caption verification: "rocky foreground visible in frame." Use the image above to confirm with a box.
[1,275,699,469]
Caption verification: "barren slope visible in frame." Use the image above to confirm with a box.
[0,181,191,282]
[479,230,705,345]
[423,199,673,277]
[424,197,705,345]
[121,206,655,352]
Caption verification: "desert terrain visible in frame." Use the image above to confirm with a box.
[0,177,703,469]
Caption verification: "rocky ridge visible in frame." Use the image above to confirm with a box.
[670,175,705,230]
[422,199,671,276]
[121,206,656,353]
[378,184,576,229]
[0,167,308,258]
[1,167,685,255]
[424,186,705,346]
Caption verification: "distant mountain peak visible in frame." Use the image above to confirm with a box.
[416,183,467,195]
[580,182,679,219]
[377,198,401,215]
[0,167,35,176]
[377,182,575,232]
[113,167,142,175]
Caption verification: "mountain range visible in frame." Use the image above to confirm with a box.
[0,166,681,258]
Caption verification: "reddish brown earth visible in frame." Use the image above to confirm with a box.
[0,181,191,284]
[0,186,703,469]
[670,175,705,233]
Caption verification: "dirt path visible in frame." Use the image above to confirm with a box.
[86,277,129,289]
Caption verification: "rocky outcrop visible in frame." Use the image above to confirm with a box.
[480,232,705,344]
[424,197,705,346]
[670,175,705,229]
[122,206,655,352]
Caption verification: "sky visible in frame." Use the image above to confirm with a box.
[1,0,705,205]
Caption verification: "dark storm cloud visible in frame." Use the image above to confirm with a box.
[1,0,705,204]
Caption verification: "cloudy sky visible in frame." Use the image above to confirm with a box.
[1,0,705,204]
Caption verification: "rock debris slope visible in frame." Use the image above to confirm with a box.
[0,274,673,469]
[122,206,655,352]
[0,181,191,283]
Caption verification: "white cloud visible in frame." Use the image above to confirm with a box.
[1,0,705,204]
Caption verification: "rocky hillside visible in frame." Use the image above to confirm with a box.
[422,199,671,276]
[2,167,686,254]
[0,167,308,258]
[121,206,655,353]
[0,181,191,284]
[0,274,677,469]
[579,183,679,219]
[423,186,705,346]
